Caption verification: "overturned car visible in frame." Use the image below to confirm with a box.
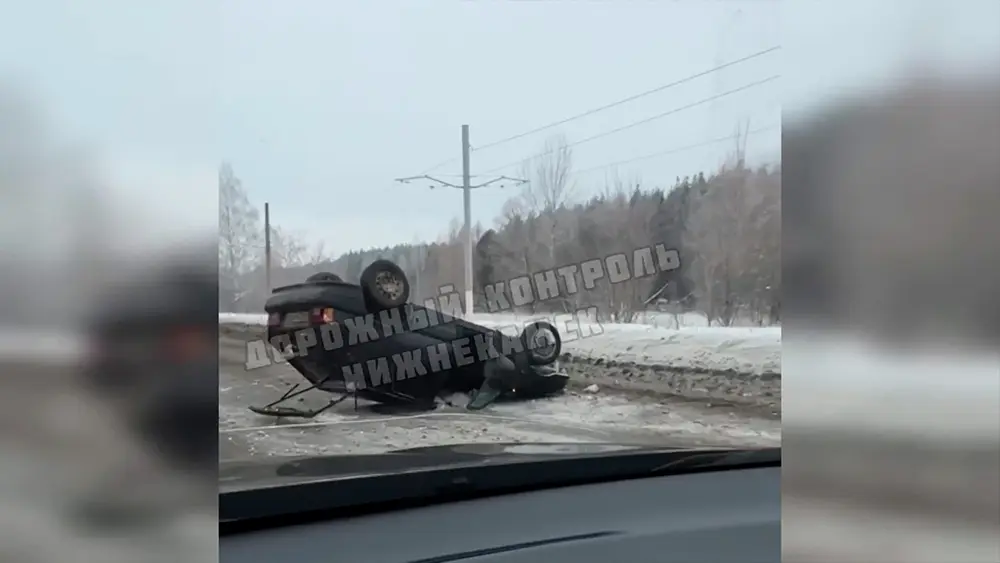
[254,260,568,417]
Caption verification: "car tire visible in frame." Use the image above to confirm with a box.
[512,372,569,398]
[306,272,342,282]
[360,260,410,311]
[519,321,562,366]
[489,330,528,372]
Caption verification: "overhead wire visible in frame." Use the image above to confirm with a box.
[481,74,781,174]
[570,124,779,177]
[471,46,781,154]
[414,45,781,175]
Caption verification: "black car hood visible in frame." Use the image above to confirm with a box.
[219,442,726,491]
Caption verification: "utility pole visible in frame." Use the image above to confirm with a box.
[461,124,473,321]
[264,202,272,293]
[397,124,527,318]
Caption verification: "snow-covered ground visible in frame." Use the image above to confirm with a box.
[218,311,782,458]
[218,313,268,326]
[218,310,1000,440]
[218,311,781,375]
[218,310,782,414]
[470,312,780,375]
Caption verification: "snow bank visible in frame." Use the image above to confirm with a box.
[219,311,782,375]
[631,311,777,329]
[471,313,780,375]
[218,313,268,326]
[784,333,999,442]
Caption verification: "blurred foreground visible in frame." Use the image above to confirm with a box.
[781,59,1000,563]
[0,83,218,562]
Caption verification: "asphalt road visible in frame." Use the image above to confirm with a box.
[218,324,781,462]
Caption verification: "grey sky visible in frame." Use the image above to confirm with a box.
[3,1,997,257]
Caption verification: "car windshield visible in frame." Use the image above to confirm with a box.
[217,2,781,496]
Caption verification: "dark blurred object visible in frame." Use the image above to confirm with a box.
[83,242,219,474]
[784,76,1000,347]
[783,71,1000,562]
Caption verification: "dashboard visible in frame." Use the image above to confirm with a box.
[220,465,779,563]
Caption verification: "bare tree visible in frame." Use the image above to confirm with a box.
[218,162,262,310]
[685,175,732,325]
[517,135,576,294]
[307,240,332,264]
[497,197,525,229]
[485,196,535,310]
[267,225,308,268]
[744,167,781,324]
[684,161,774,326]
[521,134,575,214]
[581,173,657,322]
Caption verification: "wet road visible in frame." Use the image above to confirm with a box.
[218,324,781,461]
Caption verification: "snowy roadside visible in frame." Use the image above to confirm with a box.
[3,312,779,377]
[218,312,781,375]
[219,311,782,414]
[468,312,781,375]
[218,312,782,458]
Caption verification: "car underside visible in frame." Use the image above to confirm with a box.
[253,261,568,417]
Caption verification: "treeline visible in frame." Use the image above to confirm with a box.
[220,138,780,326]
[416,162,780,326]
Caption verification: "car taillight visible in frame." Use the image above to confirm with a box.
[311,307,334,324]
[166,326,212,360]
[267,312,281,326]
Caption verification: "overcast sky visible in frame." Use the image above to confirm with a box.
[3,1,998,257]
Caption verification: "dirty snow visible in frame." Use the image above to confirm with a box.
[218,311,782,375]
[219,394,780,460]
[218,314,781,459]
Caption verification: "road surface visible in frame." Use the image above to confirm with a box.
[219,323,781,461]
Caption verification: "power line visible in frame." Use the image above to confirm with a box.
[396,125,524,318]
[472,46,781,154]
[570,124,779,176]
[482,74,781,174]
[417,45,780,174]
[418,156,460,176]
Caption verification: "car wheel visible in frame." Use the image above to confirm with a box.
[519,321,562,366]
[307,272,342,283]
[512,372,569,398]
[360,260,410,311]
[488,330,530,373]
